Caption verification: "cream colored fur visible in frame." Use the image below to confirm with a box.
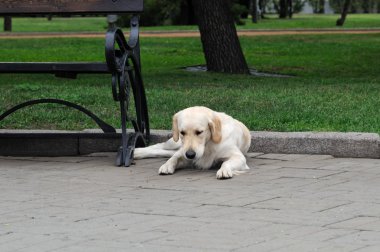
[134,106,251,179]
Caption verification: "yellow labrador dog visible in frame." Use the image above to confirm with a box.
[134,106,251,179]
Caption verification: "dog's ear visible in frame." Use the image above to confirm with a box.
[172,113,180,142]
[209,114,222,144]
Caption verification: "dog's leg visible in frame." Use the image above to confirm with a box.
[158,150,182,175]
[134,138,181,159]
[216,151,249,179]
[134,149,177,159]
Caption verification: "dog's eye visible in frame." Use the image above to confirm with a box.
[195,130,203,136]
[180,131,186,136]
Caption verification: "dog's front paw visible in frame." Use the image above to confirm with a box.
[216,167,233,179]
[158,163,175,175]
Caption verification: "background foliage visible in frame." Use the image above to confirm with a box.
[117,0,380,27]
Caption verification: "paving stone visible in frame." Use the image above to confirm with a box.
[274,240,365,252]
[331,231,380,246]
[354,245,380,252]
[326,216,380,230]
[255,153,289,160]
[232,238,298,252]
[1,153,380,251]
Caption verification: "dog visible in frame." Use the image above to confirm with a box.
[134,106,251,179]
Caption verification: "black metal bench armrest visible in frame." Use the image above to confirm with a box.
[0,62,110,78]
[0,62,109,78]
[0,62,109,73]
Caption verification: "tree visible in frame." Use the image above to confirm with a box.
[192,0,249,74]
[259,0,267,18]
[279,0,293,18]
[362,0,370,13]
[288,0,293,18]
[317,0,325,13]
[309,0,325,13]
[336,0,351,26]
[329,0,380,13]
[4,16,12,31]
[251,0,259,23]
[176,0,196,25]
[279,0,288,18]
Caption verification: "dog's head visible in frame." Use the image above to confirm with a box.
[172,107,222,161]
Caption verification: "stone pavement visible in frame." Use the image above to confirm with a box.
[0,153,379,252]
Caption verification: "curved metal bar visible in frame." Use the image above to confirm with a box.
[111,73,119,101]
[105,16,140,75]
[115,132,146,167]
[127,52,150,139]
[119,55,130,102]
[105,15,150,166]
[105,27,121,73]
[105,27,129,73]
[0,99,116,133]
[128,15,139,49]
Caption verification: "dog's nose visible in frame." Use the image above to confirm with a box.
[185,150,196,160]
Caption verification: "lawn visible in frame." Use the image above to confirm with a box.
[240,13,380,30]
[1,14,379,32]
[0,33,379,133]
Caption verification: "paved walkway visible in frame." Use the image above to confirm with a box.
[1,153,380,251]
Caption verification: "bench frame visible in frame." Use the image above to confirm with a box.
[0,0,149,166]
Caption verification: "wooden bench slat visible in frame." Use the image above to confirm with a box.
[0,0,143,15]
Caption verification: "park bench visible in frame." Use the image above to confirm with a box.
[0,0,150,167]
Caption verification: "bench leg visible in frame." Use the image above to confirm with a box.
[106,16,150,167]
[113,61,149,167]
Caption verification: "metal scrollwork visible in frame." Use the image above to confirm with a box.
[106,15,150,167]
[0,15,149,167]
[0,99,116,133]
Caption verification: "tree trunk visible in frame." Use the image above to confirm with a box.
[4,16,12,31]
[251,0,258,23]
[178,0,196,25]
[361,0,369,13]
[318,0,325,13]
[259,0,266,19]
[192,0,249,74]
[336,0,351,26]
[279,0,288,18]
[288,0,293,18]
[240,0,251,18]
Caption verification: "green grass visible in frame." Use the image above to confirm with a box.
[240,13,380,30]
[0,34,379,133]
[1,14,379,32]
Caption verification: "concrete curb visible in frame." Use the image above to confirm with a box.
[250,131,380,159]
[149,130,380,159]
[0,129,379,158]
